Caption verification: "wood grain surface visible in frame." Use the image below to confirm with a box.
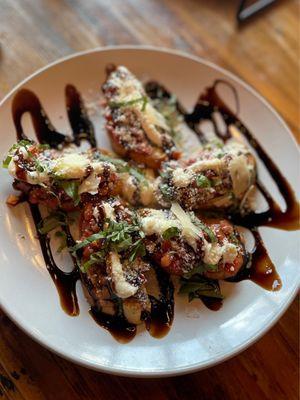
[0,0,299,399]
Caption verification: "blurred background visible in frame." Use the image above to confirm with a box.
[0,1,299,399]
[0,0,299,138]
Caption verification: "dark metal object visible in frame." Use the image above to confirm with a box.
[237,0,277,22]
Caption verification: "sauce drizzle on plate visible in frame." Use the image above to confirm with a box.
[9,78,299,340]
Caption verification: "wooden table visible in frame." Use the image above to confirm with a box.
[0,1,299,399]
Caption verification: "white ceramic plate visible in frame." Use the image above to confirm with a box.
[0,46,299,377]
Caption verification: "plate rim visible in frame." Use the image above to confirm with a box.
[0,45,299,377]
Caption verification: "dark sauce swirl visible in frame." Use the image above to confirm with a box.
[11,85,174,341]
[9,78,299,340]
[146,80,299,293]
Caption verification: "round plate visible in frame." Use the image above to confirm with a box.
[0,46,299,377]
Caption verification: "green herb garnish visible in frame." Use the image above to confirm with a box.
[70,219,141,253]
[55,231,67,253]
[81,250,106,272]
[109,96,148,111]
[179,275,223,302]
[34,158,45,173]
[162,226,180,240]
[2,155,12,168]
[152,95,182,141]
[58,180,80,205]
[229,233,239,245]
[38,211,67,235]
[190,213,216,243]
[96,154,147,185]
[159,183,174,200]
[2,139,33,168]
[196,175,212,188]
[129,238,146,262]
[183,263,218,279]
[72,218,146,271]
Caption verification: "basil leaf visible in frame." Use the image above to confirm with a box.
[159,183,173,200]
[55,231,67,253]
[179,276,223,301]
[190,214,216,243]
[34,158,45,172]
[109,96,148,110]
[81,251,106,272]
[196,174,211,188]
[58,180,80,205]
[162,226,180,240]
[2,155,12,168]
[70,218,141,254]
[3,139,33,168]
[70,232,106,252]
[129,238,146,262]
[38,211,66,235]
[183,263,218,279]
[96,154,147,185]
[129,167,147,185]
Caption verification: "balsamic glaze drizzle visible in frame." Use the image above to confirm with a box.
[147,265,174,338]
[11,84,174,341]
[12,89,66,148]
[10,78,299,340]
[146,80,299,293]
[29,203,80,316]
[65,84,96,147]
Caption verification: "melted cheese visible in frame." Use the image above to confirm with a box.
[141,209,180,236]
[228,154,251,198]
[26,170,49,185]
[53,153,89,179]
[140,182,155,206]
[78,161,110,195]
[8,158,17,177]
[120,173,137,203]
[189,158,223,173]
[141,204,204,250]
[172,158,224,188]
[108,252,138,299]
[78,172,100,195]
[136,104,168,146]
